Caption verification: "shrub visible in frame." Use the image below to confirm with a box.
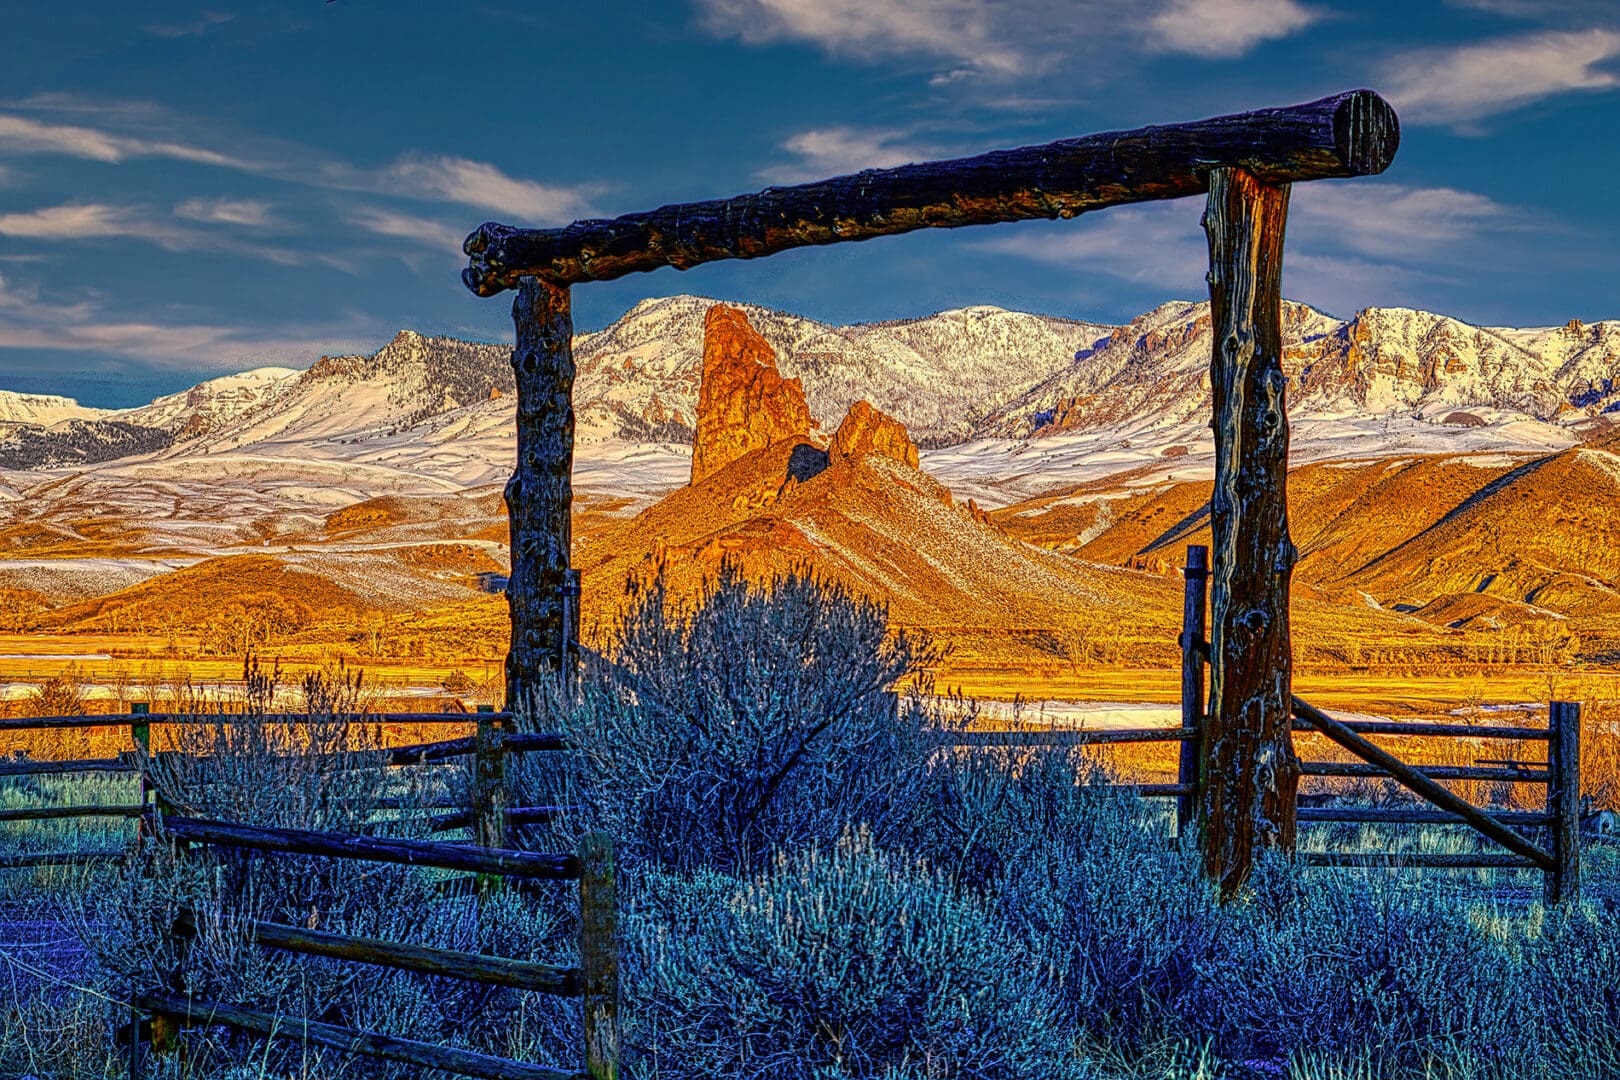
[621,828,1068,1080]
[531,560,938,874]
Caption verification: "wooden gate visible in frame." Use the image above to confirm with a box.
[1178,544,1583,902]
[463,90,1402,894]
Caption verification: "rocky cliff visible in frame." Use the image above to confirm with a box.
[690,305,814,485]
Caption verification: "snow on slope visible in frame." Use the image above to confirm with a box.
[116,367,302,434]
[573,295,1113,447]
[0,390,109,427]
[980,303,1620,441]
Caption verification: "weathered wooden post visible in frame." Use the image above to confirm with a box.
[471,703,506,853]
[505,276,579,719]
[579,832,619,1080]
[1178,545,1209,840]
[130,701,151,819]
[1199,167,1302,897]
[1546,700,1581,903]
[560,568,581,691]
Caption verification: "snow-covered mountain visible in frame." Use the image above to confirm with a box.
[4,295,1620,508]
[119,367,303,436]
[0,390,109,427]
[977,302,1620,440]
[573,295,1113,447]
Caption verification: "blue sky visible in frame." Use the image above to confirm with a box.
[2,1,1618,407]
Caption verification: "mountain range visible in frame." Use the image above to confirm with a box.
[3,294,1619,668]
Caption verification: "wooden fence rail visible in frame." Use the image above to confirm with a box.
[134,991,581,1080]
[172,908,581,996]
[0,711,511,732]
[129,822,616,1079]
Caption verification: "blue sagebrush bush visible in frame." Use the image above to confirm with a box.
[620,827,1069,1080]
[532,560,940,875]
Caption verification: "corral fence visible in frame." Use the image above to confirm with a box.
[1176,543,1584,903]
[930,544,1585,902]
[0,706,619,1080]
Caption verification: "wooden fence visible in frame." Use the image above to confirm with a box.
[0,706,617,1079]
[1177,543,1584,903]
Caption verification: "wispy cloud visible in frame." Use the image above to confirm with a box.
[1385,28,1620,127]
[382,154,595,223]
[977,200,1210,290]
[756,126,942,184]
[0,103,596,225]
[698,0,1023,74]
[695,0,1320,78]
[1146,0,1319,58]
[0,273,374,369]
[0,202,192,244]
[0,201,346,269]
[0,113,244,167]
[347,207,467,254]
[1289,184,1506,259]
[173,197,277,227]
[976,181,1518,316]
[146,12,234,38]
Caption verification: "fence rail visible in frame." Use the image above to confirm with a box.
[134,991,582,1080]
[0,711,509,732]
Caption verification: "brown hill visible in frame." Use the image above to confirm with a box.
[577,434,1184,656]
[46,554,368,634]
[1342,448,1620,614]
[991,445,1620,658]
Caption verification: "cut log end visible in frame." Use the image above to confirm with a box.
[1332,89,1401,176]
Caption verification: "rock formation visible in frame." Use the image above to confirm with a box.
[691,305,813,484]
[828,400,919,468]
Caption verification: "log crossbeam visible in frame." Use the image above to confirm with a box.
[462,91,1397,294]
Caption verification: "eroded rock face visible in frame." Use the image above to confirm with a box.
[829,400,919,468]
[691,305,812,484]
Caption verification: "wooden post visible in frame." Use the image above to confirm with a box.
[579,833,619,1080]
[462,91,1399,295]
[559,568,581,690]
[1178,546,1209,840]
[472,704,507,854]
[128,701,151,1079]
[505,276,576,720]
[1200,167,1301,898]
[1547,700,1581,904]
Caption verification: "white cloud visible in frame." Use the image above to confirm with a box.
[1289,183,1505,259]
[977,199,1211,289]
[0,113,243,167]
[0,203,190,244]
[0,271,373,368]
[1146,0,1318,58]
[174,197,277,227]
[383,155,595,223]
[698,0,1023,74]
[757,127,941,184]
[347,207,467,254]
[1385,29,1620,126]
[0,106,596,227]
[976,181,1515,315]
[695,0,1319,76]
[0,320,373,369]
[0,201,342,269]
